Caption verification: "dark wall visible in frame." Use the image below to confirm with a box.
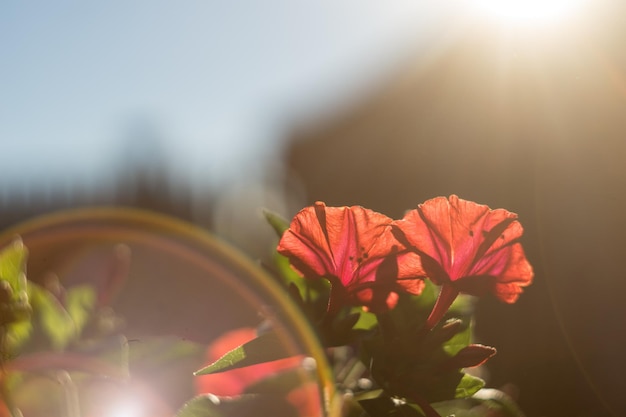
[285,12,626,417]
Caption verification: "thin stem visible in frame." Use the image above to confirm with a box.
[424,284,459,331]
[0,378,22,417]
[407,392,442,417]
[56,371,80,417]
[0,326,21,417]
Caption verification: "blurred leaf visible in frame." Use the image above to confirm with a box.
[176,394,298,417]
[243,367,317,398]
[262,209,290,238]
[65,285,96,336]
[472,388,526,417]
[175,394,233,417]
[0,238,28,295]
[28,282,97,351]
[194,331,292,375]
[359,395,427,417]
[273,252,330,324]
[332,312,361,335]
[441,318,471,357]
[412,280,439,312]
[448,344,496,369]
[432,398,483,417]
[129,336,203,366]
[353,309,378,331]
[455,373,485,398]
[448,294,476,317]
[29,284,76,350]
[0,238,31,332]
[358,395,397,416]
[386,282,438,336]
[4,320,33,354]
[432,388,526,417]
[274,253,308,293]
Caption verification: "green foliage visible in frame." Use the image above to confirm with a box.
[471,388,526,416]
[194,331,292,376]
[352,308,377,331]
[0,238,31,326]
[256,209,509,416]
[0,238,32,358]
[0,239,99,355]
[431,388,526,417]
[358,395,427,417]
[0,238,141,417]
[262,209,290,238]
[65,285,97,336]
[455,374,485,398]
[274,253,330,302]
[357,285,489,407]
[176,395,225,417]
[0,238,28,296]
[29,283,97,351]
[4,320,32,355]
[176,394,298,417]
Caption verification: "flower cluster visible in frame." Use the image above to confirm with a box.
[192,195,534,417]
[277,195,533,330]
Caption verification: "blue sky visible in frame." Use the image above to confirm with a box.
[0,2,452,191]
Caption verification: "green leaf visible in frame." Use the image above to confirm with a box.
[432,388,526,417]
[385,282,438,336]
[274,253,307,292]
[448,294,476,317]
[432,398,484,417]
[272,253,331,321]
[352,309,378,331]
[0,238,31,328]
[176,394,298,417]
[359,395,427,417]
[412,280,439,311]
[29,284,76,350]
[4,319,33,354]
[28,283,97,351]
[358,395,397,416]
[441,318,472,357]
[472,388,526,417]
[262,209,290,238]
[0,238,28,295]
[176,394,234,417]
[65,285,97,335]
[455,373,485,398]
[194,331,292,375]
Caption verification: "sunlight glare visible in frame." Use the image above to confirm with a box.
[103,399,143,417]
[474,0,585,25]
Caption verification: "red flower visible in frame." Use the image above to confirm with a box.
[195,328,320,416]
[277,202,425,313]
[195,328,302,396]
[392,195,533,329]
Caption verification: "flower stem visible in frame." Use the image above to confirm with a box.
[425,284,459,331]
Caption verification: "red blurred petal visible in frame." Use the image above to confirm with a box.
[286,381,322,417]
[195,327,302,396]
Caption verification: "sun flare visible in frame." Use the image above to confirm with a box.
[474,0,585,25]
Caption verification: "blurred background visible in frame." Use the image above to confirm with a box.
[2,1,626,416]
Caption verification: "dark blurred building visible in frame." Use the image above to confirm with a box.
[283,9,626,417]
